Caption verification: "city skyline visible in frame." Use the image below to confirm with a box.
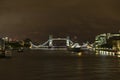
[0,0,120,42]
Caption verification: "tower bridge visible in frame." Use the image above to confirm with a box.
[30,35,73,50]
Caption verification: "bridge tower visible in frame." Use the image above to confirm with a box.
[66,36,70,46]
[49,35,53,47]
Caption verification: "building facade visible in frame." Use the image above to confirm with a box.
[94,33,120,51]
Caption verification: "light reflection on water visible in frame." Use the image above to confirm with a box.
[0,50,120,80]
[95,50,120,58]
[96,51,115,56]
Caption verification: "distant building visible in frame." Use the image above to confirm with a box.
[94,33,120,51]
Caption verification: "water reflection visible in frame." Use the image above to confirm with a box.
[94,50,120,57]
[77,52,82,56]
[1,50,120,80]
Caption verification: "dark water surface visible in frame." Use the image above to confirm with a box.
[0,50,120,80]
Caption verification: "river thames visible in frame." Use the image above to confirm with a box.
[0,50,120,80]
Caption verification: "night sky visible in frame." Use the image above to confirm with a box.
[0,0,120,42]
